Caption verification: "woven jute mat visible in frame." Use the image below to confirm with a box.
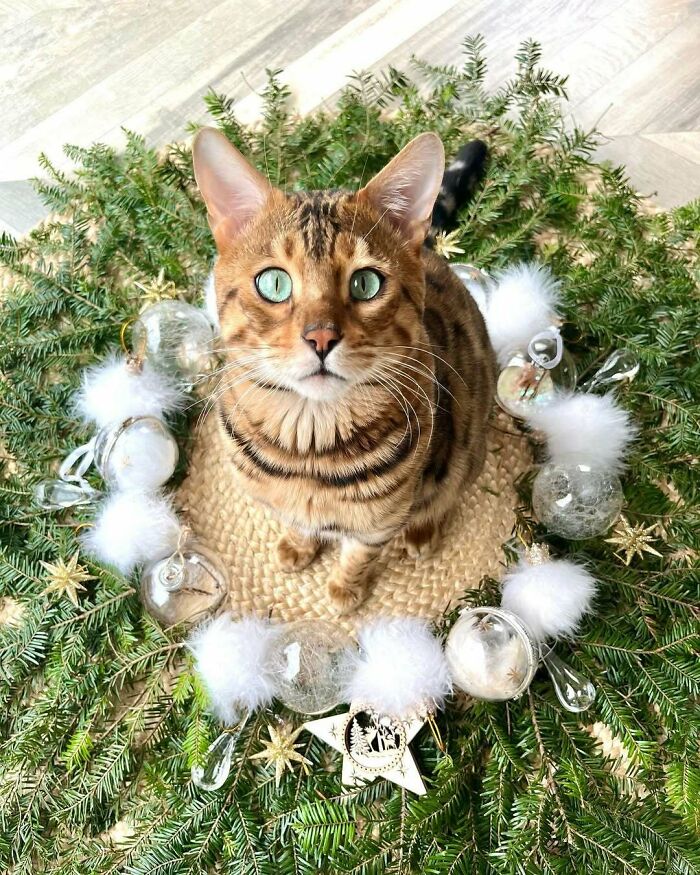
[177,412,531,633]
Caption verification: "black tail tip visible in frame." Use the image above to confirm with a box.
[430,139,488,237]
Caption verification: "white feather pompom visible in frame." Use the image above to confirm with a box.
[344,618,451,718]
[485,263,561,366]
[81,490,181,574]
[501,558,596,641]
[525,392,637,472]
[203,270,219,331]
[75,354,183,428]
[188,614,279,723]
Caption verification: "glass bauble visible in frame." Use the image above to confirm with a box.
[132,300,214,381]
[450,263,493,316]
[267,620,356,715]
[140,542,227,626]
[445,607,538,701]
[93,416,178,491]
[496,342,577,419]
[532,462,623,539]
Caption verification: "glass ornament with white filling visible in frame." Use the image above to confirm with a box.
[496,329,577,419]
[449,263,494,316]
[140,541,227,626]
[131,300,215,383]
[267,619,357,715]
[445,607,539,701]
[92,415,179,491]
[532,461,624,539]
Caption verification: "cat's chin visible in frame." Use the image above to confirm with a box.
[292,373,349,402]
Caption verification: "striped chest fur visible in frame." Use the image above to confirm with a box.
[193,127,494,612]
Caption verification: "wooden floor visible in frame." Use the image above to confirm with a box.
[1,0,699,235]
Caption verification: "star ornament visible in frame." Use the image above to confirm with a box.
[304,704,427,795]
[249,722,312,787]
[40,551,95,607]
[605,516,663,566]
[433,229,465,260]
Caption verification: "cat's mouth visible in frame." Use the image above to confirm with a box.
[303,365,346,382]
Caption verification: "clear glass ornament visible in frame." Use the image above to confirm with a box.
[450,263,494,316]
[140,542,227,626]
[93,416,178,491]
[191,718,247,791]
[581,348,639,392]
[268,619,356,715]
[132,300,214,382]
[542,653,596,712]
[34,478,98,510]
[496,334,577,419]
[532,462,624,539]
[445,607,538,701]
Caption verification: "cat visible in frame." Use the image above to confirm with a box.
[192,128,495,613]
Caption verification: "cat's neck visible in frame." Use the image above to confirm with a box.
[220,377,409,455]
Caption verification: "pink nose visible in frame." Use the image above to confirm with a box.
[302,325,342,361]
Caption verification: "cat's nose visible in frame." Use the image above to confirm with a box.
[302,324,342,361]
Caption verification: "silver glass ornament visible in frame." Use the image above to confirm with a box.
[268,620,356,715]
[140,542,227,626]
[132,300,214,382]
[191,717,247,791]
[496,330,577,419]
[581,348,639,393]
[542,653,596,712]
[450,263,494,316]
[445,607,539,701]
[532,462,624,539]
[93,416,178,491]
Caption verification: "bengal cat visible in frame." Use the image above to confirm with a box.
[193,129,495,613]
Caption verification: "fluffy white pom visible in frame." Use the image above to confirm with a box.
[75,354,183,428]
[203,270,219,331]
[81,490,181,574]
[485,263,561,365]
[501,558,596,641]
[525,392,637,472]
[188,614,279,723]
[344,618,451,718]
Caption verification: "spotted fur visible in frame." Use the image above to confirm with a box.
[194,130,495,613]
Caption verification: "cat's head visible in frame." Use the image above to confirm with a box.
[193,128,444,401]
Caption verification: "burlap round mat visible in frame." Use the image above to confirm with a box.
[177,412,531,633]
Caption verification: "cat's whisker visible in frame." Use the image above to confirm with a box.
[378,365,434,451]
[369,371,416,448]
[382,353,459,408]
[385,344,470,390]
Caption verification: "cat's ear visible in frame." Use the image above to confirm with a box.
[192,127,273,249]
[358,133,445,247]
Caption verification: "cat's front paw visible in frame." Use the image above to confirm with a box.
[277,532,320,572]
[327,575,370,615]
[403,520,442,559]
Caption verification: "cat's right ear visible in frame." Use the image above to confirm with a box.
[192,128,273,249]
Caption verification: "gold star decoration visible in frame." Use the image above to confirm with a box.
[134,268,180,308]
[249,722,312,787]
[605,516,663,566]
[40,551,95,607]
[433,229,465,260]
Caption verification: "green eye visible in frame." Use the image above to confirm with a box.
[350,269,383,301]
[255,268,292,302]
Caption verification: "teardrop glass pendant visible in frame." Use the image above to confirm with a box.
[543,653,596,712]
[191,731,237,791]
[34,478,99,510]
[581,349,639,392]
[191,715,248,791]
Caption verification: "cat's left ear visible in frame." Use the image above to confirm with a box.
[358,133,445,248]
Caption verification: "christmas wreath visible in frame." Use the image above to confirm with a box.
[1,38,699,874]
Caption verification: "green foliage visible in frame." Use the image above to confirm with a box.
[1,37,699,874]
